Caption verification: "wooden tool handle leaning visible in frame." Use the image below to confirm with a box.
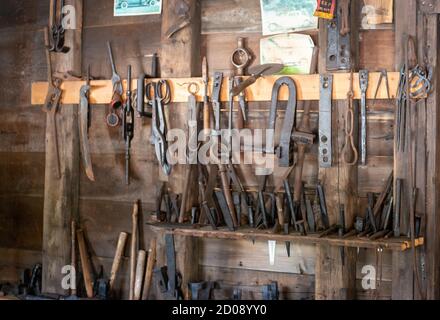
[129,200,139,300]
[77,229,94,298]
[109,232,128,292]
[141,238,157,300]
[133,250,147,300]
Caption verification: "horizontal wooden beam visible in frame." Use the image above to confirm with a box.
[149,224,424,252]
[31,72,399,105]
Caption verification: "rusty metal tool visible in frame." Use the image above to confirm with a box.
[43,27,62,179]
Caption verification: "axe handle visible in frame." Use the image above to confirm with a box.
[77,229,94,298]
[109,232,128,292]
[129,201,139,300]
[141,238,157,300]
[133,250,147,300]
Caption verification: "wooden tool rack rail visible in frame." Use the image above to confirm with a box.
[31,72,399,104]
[149,224,424,252]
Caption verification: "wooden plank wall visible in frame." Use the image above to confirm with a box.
[0,0,396,299]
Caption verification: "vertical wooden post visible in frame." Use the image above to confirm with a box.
[156,0,201,300]
[315,1,359,300]
[420,7,440,300]
[42,0,82,295]
[391,0,416,300]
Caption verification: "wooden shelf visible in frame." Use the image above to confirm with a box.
[31,72,399,105]
[148,223,424,252]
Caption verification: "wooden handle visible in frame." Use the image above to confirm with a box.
[109,232,128,292]
[71,220,77,296]
[77,229,94,298]
[134,250,147,300]
[129,201,139,300]
[141,238,157,300]
[203,100,210,131]
[275,194,285,227]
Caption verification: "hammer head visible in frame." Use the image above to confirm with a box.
[292,131,315,145]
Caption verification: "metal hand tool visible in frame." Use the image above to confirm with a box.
[107,42,123,127]
[284,180,306,235]
[164,234,183,300]
[231,37,252,129]
[79,66,95,181]
[211,72,238,228]
[147,80,172,176]
[256,175,269,229]
[326,0,351,70]
[43,27,62,179]
[136,53,157,118]
[215,190,236,231]
[230,63,284,97]
[123,66,135,185]
[268,77,298,167]
[202,57,211,130]
[373,69,391,103]
[262,282,279,300]
[188,282,215,300]
[316,183,330,230]
[49,0,69,53]
[227,165,253,227]
[178,92,199,223]
[359,69,369,166]
[319,74,333,168]
[198,166,218,230]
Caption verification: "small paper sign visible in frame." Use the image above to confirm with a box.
[114,0,162,17]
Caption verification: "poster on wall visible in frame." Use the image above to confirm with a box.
[260,0,318,36]
[114,0,162,17]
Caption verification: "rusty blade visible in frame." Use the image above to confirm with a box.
[79,84,95,182]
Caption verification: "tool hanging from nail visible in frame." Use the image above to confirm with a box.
[211,72,239,229]
[106,42,124,127]
[319,74,333,168]
[342,69,359,166]
[147,80,172,176]
[43,27,63,179]
[268,77,298,167]
[123,66,134,185]
[359,69,369,166]
[231,37,252,129]
[48,0,70,53]
[79,66,95,182]
[136,53,158,118]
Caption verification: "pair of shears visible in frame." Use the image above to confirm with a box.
[146,80,172,176]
